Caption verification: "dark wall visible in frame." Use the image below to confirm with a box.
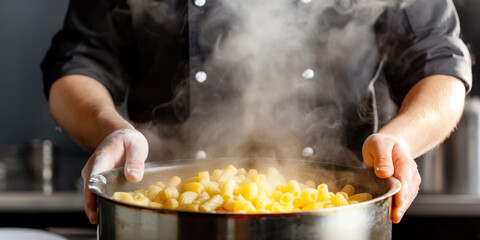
[455,0,480,95]
[0,1,81,152]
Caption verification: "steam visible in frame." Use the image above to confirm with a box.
[137,0,412,164]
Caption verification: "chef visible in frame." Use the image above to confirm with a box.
[42,0,472,225]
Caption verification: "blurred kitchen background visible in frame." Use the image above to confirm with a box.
[0,1,94,238]
[0,0,479,239]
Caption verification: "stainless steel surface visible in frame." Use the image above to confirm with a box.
[0,145,87,212]
[0,143,87,193]
[417,146,445,194]
[444,97,480,195]
[90,158,400,240]
[47,227,97,240]
[407,194,480,217]
[0,192,83,212]
[26,139,54,181]
[26,139,56,194]
[0,161,6,180]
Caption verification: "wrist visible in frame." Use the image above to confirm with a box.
[375,130,413,158]
[89,109,135,150]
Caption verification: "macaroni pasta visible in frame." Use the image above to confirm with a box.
[112,165,373,213]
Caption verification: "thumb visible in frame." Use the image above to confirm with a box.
[123,130,149,182]
[363,134,395,179]
[373,144,394,179]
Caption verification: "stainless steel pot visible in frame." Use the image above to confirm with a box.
[89,158,400,240]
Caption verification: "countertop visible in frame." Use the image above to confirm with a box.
[407,193,480,217]
[0,192,83,212]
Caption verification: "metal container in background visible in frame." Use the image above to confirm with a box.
[417,146,446,194]
[26,139,54,181]
[25,139,57,194]
[443,97,480,195]
[0,140,56,193]
[89,158,400,240]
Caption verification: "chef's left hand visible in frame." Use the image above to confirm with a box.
[362,133,421,223]
[81,128,149,224]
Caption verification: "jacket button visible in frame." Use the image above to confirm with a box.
[194,0,206,7]
[195,71,207,83]
[302,69,314,79]
[302,147,314,157]
[195,150,207,159]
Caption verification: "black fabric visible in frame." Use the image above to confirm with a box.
[41,0,133,105]
[376,0,472,106]
[41,0,472,128]
[41,0,189,123]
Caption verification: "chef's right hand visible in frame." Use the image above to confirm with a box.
[81,128,149,224]
[362,133,421,223]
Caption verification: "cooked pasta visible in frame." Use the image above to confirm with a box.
[205,182,221,196]
[349,193,373,202]
[112,192,134,203]
[341,184,355,196]
[145,185,163,201]
[301,188,318,204]
[332,193,349,206]
[112,164,374,213]
[192,192,211,205]
[164,199,179,209]
[166,176,181,189]
[179,204,199,211]
[133,192,149,206]
[279,192,294,206]
[182,182,204,194]
[197,171,209,185]
[164,187,179,200]
[302,202,323,211]
[200,194,224,212]
[178,191,199,206]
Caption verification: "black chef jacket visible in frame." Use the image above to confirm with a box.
[41,0,472,162]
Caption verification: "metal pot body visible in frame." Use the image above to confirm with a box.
[90,158,400,240]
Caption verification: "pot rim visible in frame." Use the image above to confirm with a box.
[89,158,401,218]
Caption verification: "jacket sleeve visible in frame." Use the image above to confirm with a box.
[41,0,133,105]
[377,0,472,106]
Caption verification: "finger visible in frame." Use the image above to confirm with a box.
[91,153,116,176]
[81,129,137,225]
[391,146,420,223]
[82,152,116,225]
[363,135,394,178]
[81,153,105,225]
[392,171,420,223]
[372,141,394,179]
[391,161,410,223]
[84,183,98,224]
[123,133,149,182]
[362,141,375,169]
